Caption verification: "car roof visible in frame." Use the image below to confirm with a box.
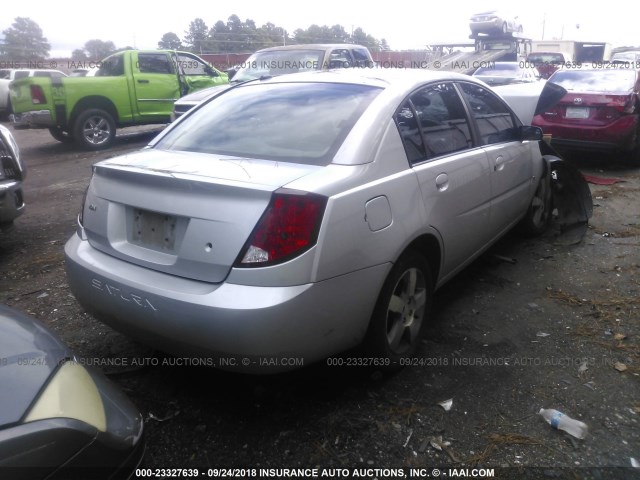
[237,69,495,117]
[253,67,479,90]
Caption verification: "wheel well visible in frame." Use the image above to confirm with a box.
[70,97,118,126]
[404,234,441,284]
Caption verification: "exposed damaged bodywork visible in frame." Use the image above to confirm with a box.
[543,145,594,245]
[494,81,593,243]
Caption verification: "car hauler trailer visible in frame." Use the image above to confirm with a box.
[426,32,532,74]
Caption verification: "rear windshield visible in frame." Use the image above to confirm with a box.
[528,53,565,64]
[233,50,325,82]
[156,82,382,165]
[549,70,637,92]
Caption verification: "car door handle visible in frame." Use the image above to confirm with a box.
[435,173,449,192]
[137,79,150,84]
[494,156,506,172]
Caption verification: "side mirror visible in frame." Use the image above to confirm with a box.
[519,125,543,141]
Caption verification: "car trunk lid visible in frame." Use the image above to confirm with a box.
[82,149,322,283]
[542,92,635,125]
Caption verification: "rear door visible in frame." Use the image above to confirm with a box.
[395,82,493,277]
[458,82,533,235]
[131,52,180,118]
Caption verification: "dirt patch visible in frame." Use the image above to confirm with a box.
[1,124,639,478]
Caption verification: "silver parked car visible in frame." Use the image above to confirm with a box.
[65,69,551,372]
[469,10,523,36]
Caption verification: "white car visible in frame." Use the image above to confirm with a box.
[0,69,67,115]
[470,11,523,36]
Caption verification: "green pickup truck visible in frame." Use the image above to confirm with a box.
[10,50,228,149]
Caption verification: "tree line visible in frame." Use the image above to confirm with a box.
[0,15,389,61]
[162,14,389,53]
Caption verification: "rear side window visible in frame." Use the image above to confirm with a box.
[96,54,125,76]
[157,82,382,165]
[395,102,425,163]
[14,71,29,79]
[395,82,473,163]
[459,82,518,145]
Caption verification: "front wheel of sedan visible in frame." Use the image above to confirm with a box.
[520,175,552,236]
[364,250,433,368]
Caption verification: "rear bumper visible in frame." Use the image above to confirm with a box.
[64,232,388,373]
[533,115,638,152]
[550,138,623,152]
[10,110,54,129]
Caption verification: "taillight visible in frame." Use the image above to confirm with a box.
[30,85,46,105]
[237,189,327,267]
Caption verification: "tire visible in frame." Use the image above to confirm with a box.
[363,250,433,368]
[73,108,116,150]
[520,174,552,236]
[48,127,74,144]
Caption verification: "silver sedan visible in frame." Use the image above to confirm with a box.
[65,69,550,372]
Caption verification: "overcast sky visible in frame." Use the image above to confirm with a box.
[0,0,636,58]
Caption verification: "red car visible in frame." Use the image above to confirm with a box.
[532,68,640,162]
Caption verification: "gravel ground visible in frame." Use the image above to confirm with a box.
[1,124,639,479]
